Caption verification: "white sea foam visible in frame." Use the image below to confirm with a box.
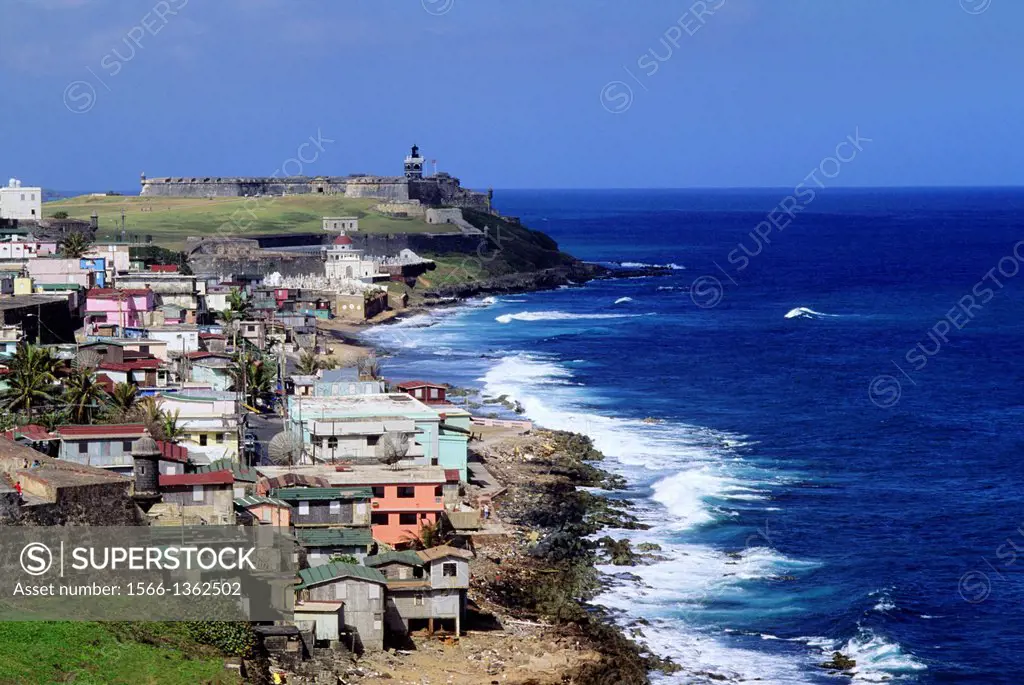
[620,261,686,270]
[478,352,832,682]
[495,310,640,324]
[784,306,840,320]
[614,296,634,304]
[840,629,928,682]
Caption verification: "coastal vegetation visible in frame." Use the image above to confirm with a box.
[43,195,460,248]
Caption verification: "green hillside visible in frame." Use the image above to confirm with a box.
[0,622,239,685]
[44,194,457,248]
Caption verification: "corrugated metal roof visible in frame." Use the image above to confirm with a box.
[198,458,258,482]
[295,528,373,548]
[271,486,373,501]
[295,561,386,588]
[234,495,291,509]
[363,551,425,568]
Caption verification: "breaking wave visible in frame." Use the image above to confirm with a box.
[495,311,640,324]
[784,307,840,320]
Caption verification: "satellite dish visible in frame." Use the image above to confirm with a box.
[268,431,303,466]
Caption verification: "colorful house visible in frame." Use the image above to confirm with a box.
[85,288,155,330]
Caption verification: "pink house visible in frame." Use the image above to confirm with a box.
[85,288,154,331]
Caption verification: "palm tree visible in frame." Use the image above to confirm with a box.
[59,231,92,258]
[161,409,183,443]
[0,344,60,420]
[107,382,139,420]
[296,350,321,376]
[219,309,241,350]
[399,520,451,551]
[227,288,250,317]
[230,352,275,408]
[63,368,107,424]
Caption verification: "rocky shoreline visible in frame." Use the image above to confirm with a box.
[423,261,673,300]
[329,274,678,684]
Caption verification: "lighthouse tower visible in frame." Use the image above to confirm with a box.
[404,144,425,179]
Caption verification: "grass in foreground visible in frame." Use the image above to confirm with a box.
[0,622,239,685]
[45,194,457,249]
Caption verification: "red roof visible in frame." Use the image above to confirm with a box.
[159,470,234,487]
[185,351,230,360]
[332,235,353,246]
[88,288,152,298]
[157,440,189,463]
[199,333,226,340]
[57,423,146,438]
[3,424,56,442]
[444,469,460,483]
[149,265,178,273]
[395,380,444,391]
[98,359,162,372]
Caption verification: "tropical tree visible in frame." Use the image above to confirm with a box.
[160,409,183,443]
[59,231,92,258]
[227,288,250,317]
[218,309,241,350]
[296,350,323,376]
[0,344,60,420]
[63,368,107,424]
[230,352,275,408]
[107,382,139,419]
[399,520,452,551]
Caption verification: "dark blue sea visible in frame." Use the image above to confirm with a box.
[364,188,1024,683]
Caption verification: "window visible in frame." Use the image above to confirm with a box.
[414,594,424,606]
[399,513,417,525]
[215,433,224,444]
[327,436,337,450]
[371,486,385,498]
[199,434,208,446]
[371,512,389,525]
[192,485,204,501]
[122,441,133,452]
[429,388,440,399]
[261,509,271,522]
[442,562,457,577]
[298,501,309,516]
[329,500,341,514]
[367,435,379,446]
[78,442,88,454]
[334,583,347,600]
[413,566,424,579]
[434,485,443,498]
[397,486,415,499]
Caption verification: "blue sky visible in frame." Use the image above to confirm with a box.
[0,0,1019,191]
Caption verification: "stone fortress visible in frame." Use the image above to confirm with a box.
[140,145,493,213]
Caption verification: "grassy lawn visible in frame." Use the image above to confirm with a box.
[0,622,240,685]
[45,194,457,249]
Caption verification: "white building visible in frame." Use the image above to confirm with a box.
[322,217,358,232]
[322,234,379,281]
[0,179,42,221]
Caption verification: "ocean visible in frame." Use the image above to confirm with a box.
[363,188,1024,683]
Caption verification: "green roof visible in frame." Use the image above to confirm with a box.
[198,458,258,482]
[363,551,424,568]
[295,528,373,548]
[234,495,291,509]
[295,561,386,589]
[271,487,373,501]
[36,283,84,291]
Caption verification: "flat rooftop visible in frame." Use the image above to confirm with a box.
[0,295,70,311]
[290,393,438,419]
[256,463,447,486]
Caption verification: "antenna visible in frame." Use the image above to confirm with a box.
[432,159,437,176]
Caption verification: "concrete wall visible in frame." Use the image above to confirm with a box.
[305,579,384,652]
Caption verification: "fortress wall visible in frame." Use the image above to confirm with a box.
[141,178,348,198]
[190,254,326,280]
[344,176,410,202]
[375,201,426,218]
